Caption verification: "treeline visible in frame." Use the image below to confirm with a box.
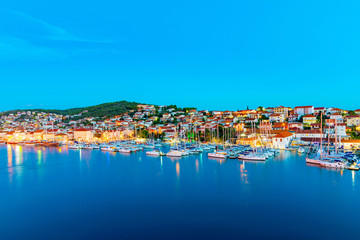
[0,101,141,118]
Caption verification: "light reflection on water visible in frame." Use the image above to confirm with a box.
[176,162,180,178]
[15,145,23,165]
[7,145,13,183]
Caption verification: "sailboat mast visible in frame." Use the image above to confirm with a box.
[320,112,323,160]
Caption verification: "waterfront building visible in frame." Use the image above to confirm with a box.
[294,130,326,140]
[342,139,360,149]
[74,128,94,142]
[272,131,294,149]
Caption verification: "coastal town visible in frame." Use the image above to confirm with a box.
[1,104,360,151]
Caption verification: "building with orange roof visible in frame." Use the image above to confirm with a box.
[272,131,294,149]
[294,106,314,116]
[342,139,360,149]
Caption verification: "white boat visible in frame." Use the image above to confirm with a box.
[208,152,227,159]
[83,146,94,150]
[298,147,305,154]
[239,154,266,161]
[68,145,80,149]
[166,150,183,157]
[101,146,115,152]
[144,145,155,149]
[24,142,36,146]
[146,150,161,156]
[118,148,131,153]
[320,160,346,169]
[306,157,321,165]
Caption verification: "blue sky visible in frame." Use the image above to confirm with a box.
[1,0,359,111]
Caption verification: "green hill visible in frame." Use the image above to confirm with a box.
[1,100,143,118]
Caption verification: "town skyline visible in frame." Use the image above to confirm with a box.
[2,99,360,113]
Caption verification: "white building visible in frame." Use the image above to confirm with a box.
[314,107,326,115]
[295,130,326,139]
[272,131,294,149]
[329,114,343,123]
[323,124,347,137]
[269,114,284,122]
[294,106,314,116]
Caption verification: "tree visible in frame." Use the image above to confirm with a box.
[349,111,357,116]
[139,130,149,138]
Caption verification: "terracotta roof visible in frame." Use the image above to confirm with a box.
[274,131,293,138]
[342,139,360,143]
[74,128,91,132]
[295,106,313,109]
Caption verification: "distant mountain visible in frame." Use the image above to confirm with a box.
[1,101,143,118]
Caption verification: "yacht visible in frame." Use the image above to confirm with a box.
[208,152,227,159]
[24,141,36,146]
[146,150,165,156]
[306,157,322,165]
[101,146,115,152]
[68,144,80,149]
[83,145,94,150]
[118,148,131,153]
[239,153,266,161]
[166,150,183,157]
[319,160,346,169]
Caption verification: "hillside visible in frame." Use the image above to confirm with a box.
[1,101,142,118]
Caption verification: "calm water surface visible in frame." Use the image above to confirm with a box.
[0,145,359,240]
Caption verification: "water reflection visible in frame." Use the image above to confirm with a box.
[15,146,23,165]
[7,145,14,183]
[196,159,199,173]
[160,157,163,172]
[352,171,355,188]
[240,161,249,184]
[37,150,42,165]
[176,162,180,178]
